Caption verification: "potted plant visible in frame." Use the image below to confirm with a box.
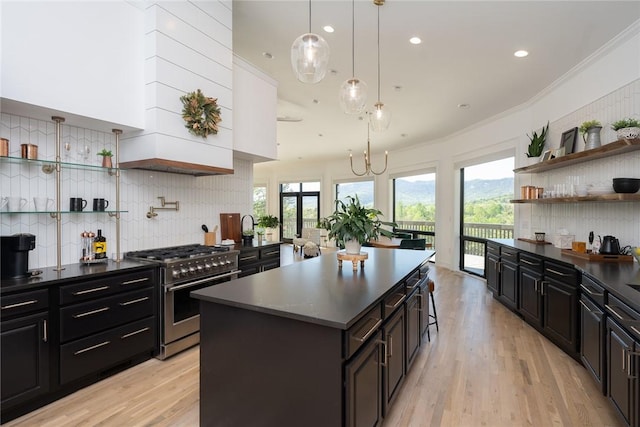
[97,149,113,168]
[257,214,280,241]
[611,118,640,140]
[579,120,602,150]
[526,121,548,162]
[320,195,396,254]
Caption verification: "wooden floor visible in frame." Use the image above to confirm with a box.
[5,258,624,426]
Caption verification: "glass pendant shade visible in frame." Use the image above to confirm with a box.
[370,102,391,132]
[339,78,368,114]
[291,33,330,84]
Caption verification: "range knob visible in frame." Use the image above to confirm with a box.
[188,266,197,274]
[180,268,188,276]
[226,260,232,265]
[172,270,181,279]
[211,261,219,268]
[196,264,204,272]
[204,263,212,270]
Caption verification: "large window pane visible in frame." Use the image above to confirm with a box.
[280,182,320,242]
[253,185,266,218]
[393,173,436,247]
[336,180,374,207]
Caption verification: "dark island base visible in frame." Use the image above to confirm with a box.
[199,303,343,427]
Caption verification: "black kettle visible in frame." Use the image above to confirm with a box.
[600,235,621,255]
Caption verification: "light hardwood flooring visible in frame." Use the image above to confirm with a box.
[5,255,623,426]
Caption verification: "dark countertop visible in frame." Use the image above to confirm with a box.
[490,239,640,311]
[235,240,282,251]
[0,259,156,294]
[192,248,435,330]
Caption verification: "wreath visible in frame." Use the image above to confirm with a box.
[180,89,222,138]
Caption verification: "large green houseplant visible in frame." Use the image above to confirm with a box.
[320,195,396,254]
[257,214,280,241]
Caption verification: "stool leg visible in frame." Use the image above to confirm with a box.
[430,290,439,332]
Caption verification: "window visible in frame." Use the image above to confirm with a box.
[460,157,514,276]
[253,184,266,218]
[392,173,436,246]
[335,180,374,207]
[280,182,320,241]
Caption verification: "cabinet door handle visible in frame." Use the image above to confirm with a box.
[121,327,150,339]
[376,339,388,367]
[74,340,111,355]
[120,277,149,286]
[42,319,48,342]
[534,279,538,293]
[547,268,570,277]
[388,335,393,357]
[580,284,604,297]
[416,293,424,311]
[520,259,539,266]
[119,296,150,306]
[386,293,406,309]
[631,326,640,336]
[73,307,110,318]
[498,262,502,273]
[1,299,38,310]
[540,281,546,296]
[605,304,625,321]
[627,350,632,378]
[72,285,109,296]
[354,318,382,342]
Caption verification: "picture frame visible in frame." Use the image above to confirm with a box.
[555,146,566,158]
[540,150,552,162]
[560,127,578,154]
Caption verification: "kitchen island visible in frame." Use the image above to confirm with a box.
[192,247,435,427]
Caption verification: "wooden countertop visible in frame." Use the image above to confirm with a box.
[192,247,435,330]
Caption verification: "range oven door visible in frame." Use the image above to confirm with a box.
[163,270,238,345]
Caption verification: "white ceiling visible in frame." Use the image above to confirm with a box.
[233,1,640,163]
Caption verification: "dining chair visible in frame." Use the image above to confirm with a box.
[399,238,426,250]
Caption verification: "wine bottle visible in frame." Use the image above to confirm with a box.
[93,229,107,259]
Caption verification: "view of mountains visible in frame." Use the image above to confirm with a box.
[339,177,514,205]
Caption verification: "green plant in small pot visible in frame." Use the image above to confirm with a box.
[526,121,548,161]
[320,195,396,255]
[579,120,602,150]
[97,149,113,168]
[257,214,280,241]
[242,229,255,245]
[611,118,640,140]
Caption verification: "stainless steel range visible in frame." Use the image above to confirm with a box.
[126,244,240,359]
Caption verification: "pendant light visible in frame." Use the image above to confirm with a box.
[369,0,391,132]
[339,0,367,114]
[291,0,330,84]
[350,117,388,176]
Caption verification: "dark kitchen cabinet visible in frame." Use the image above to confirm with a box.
[499,258,518,310]
[519,266,543,326]
[383,306,405,413]
[1,309,50,412]
[405,287,421,370]
[345,331,383,427]
[542,262,579,357]
[580,275,607,394]
[485,245,500,294]
[237,243,281,277]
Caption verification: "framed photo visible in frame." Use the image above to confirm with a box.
[540,150,552,162]
[555,146,566,158]
[560,127,578,154]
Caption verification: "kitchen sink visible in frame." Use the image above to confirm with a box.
[628,284,640,292]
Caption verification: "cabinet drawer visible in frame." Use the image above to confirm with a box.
[345,305,383,359]
[260,246,281,259]
[544,261,577,285]
[59,269,155,305]
[238,249,259,265]
[487,242,500,255]
[60,288,154,342]
[605,294,640,340]
[519,252,543,273]
[59,317,155,385]
[405,270,421,293]
[1,289,48,319]
[383,284,406,319]
[500,247,518,264]
[580,274,606,307]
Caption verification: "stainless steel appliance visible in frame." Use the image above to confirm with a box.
[126,244,239,359]
[1,234,36,280]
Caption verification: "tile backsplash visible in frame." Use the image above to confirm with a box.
[1,113,253,270]
[518,79,640,249]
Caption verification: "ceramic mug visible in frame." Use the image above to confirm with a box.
[7,196,28,211]
[69,197,87,212]
[34,197,54,212]
[92,198,109,211]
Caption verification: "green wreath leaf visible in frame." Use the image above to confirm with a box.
[180,89,222,138]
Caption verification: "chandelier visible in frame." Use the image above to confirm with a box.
[350,117,388,176]
[291,0,330,84]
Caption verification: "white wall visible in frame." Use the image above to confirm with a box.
[255,25,640,270]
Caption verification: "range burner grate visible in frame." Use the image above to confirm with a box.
[126,244,230,261]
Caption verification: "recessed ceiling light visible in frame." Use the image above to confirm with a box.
[318,133,323,137]
[409,37,421,45]
[313,99,319,104]
[457,103,471,109]
[400,133,408,138]
[330,69,338,76]
[323,25,334,33]
[394,85,402,92]
[262,52,274,59]
[514,50,529,58]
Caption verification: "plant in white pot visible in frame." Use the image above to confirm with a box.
[525,121,548,164]
[611,118,640,140]
[257,214,280,241]
[320,195,396,255]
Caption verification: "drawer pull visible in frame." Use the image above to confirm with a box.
[520,259,539,266]
[121,277,150,286]
[354,318,382,342]
[632,326,640,336]
[121,327,150,339]
[73,307,110,318]
[502,251,515,257]
[240,255,258,262]
[580,284,604,297]
[263,250,280,257]
[119,296,150,306]
[1,299,38,310]
[73,286,109,296]
[74,340,111,355]
[546,268,570,277]
[579,300,603,316]
[605,304,625,321]
[386,294,406,309]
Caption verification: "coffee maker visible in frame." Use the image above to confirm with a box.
[1,234,36,280]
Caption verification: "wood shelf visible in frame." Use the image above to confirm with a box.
[514,138,640,174]
[510,193,640,204]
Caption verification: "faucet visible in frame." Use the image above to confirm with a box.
[241,215,255,236]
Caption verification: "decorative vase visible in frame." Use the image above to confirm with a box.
[101,156,113,168]
[583,126,602,151]
[344,239,362,255]
[617,127,640,140]
[525,156,539,166]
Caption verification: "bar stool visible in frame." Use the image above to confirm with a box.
[426,278,439,341]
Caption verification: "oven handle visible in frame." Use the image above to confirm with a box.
[166,270,241,292]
